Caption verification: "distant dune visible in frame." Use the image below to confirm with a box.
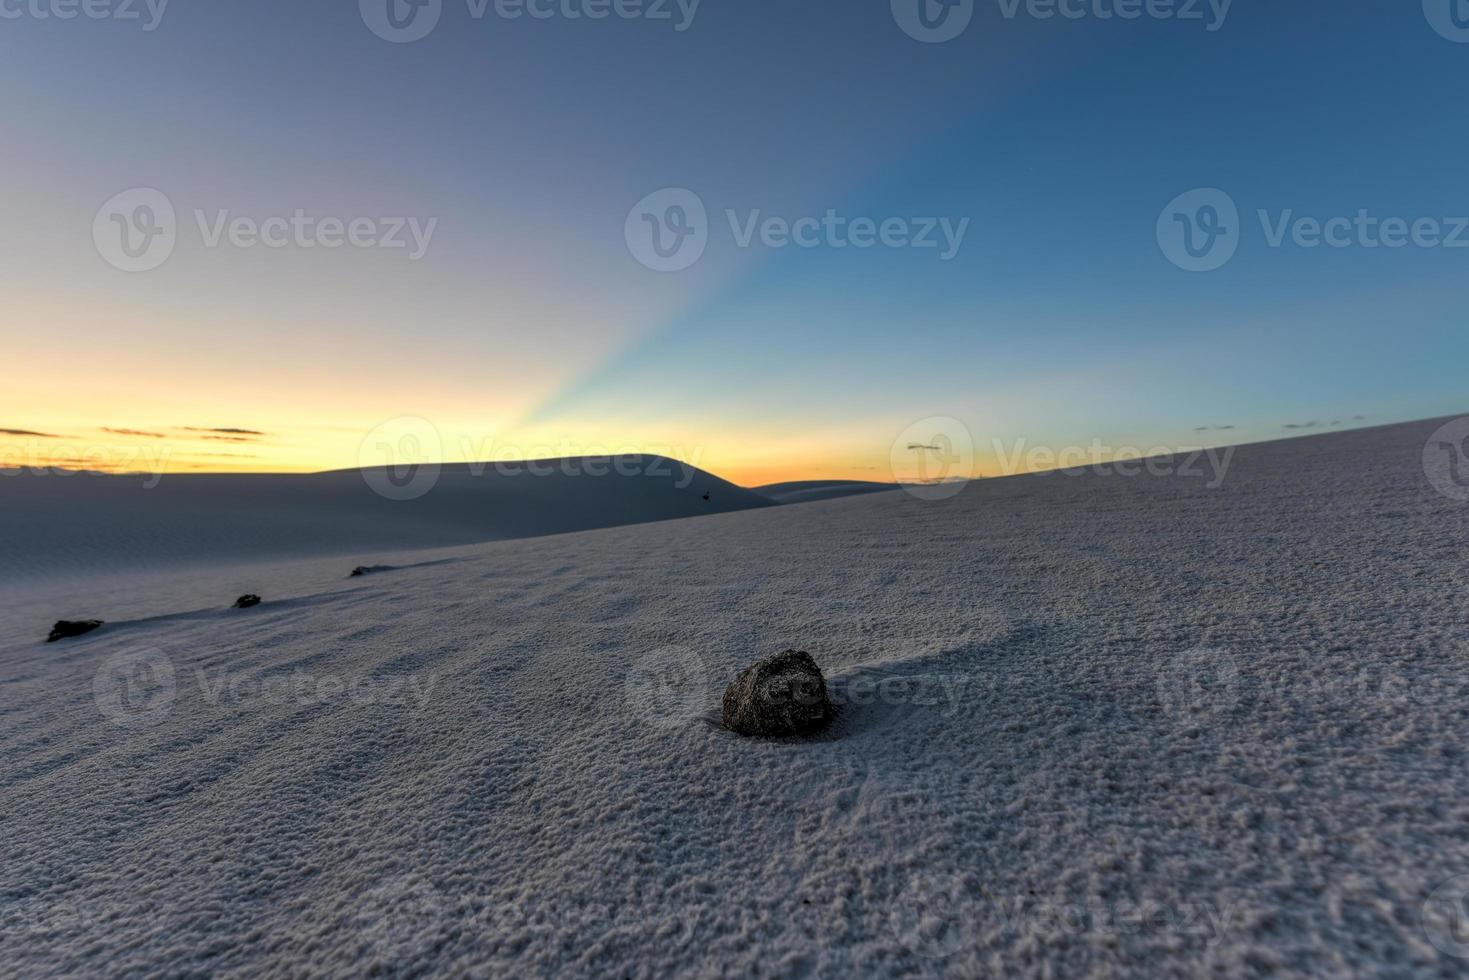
[0,456,772,581]
[753,480,899,504]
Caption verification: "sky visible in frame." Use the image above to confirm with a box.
[1,0,1466,485]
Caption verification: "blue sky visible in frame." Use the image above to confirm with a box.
[1,0,1465,481]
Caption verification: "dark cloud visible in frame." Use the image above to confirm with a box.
[35,460,114,472]
[1286,417,1364,430]
[906,443,943,451]
[175,427,269,443]
[1192,425,1236,432]
[0,428,60,438]
[102,427,167,438]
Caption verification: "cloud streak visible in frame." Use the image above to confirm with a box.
[102,428,168,438]
[180,427,268,436]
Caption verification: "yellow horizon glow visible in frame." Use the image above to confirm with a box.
[0,417,989,488]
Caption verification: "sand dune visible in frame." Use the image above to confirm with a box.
[0,456,772,582]
[2,419,1467,975]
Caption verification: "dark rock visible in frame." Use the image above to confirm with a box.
[722,650,834,737]
[47,620,104,643]
[233,595,262,609]
[349,566,371,578]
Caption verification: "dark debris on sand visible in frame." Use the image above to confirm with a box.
[47,620,104,643]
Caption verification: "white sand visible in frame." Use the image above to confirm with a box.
[2,419,1467,977]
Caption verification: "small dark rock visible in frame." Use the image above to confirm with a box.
[349,566,371,578]
[233,595,262,609]
[722,650,834,737]
[47,620,104,643]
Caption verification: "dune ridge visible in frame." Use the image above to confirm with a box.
[0,455,772,582]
